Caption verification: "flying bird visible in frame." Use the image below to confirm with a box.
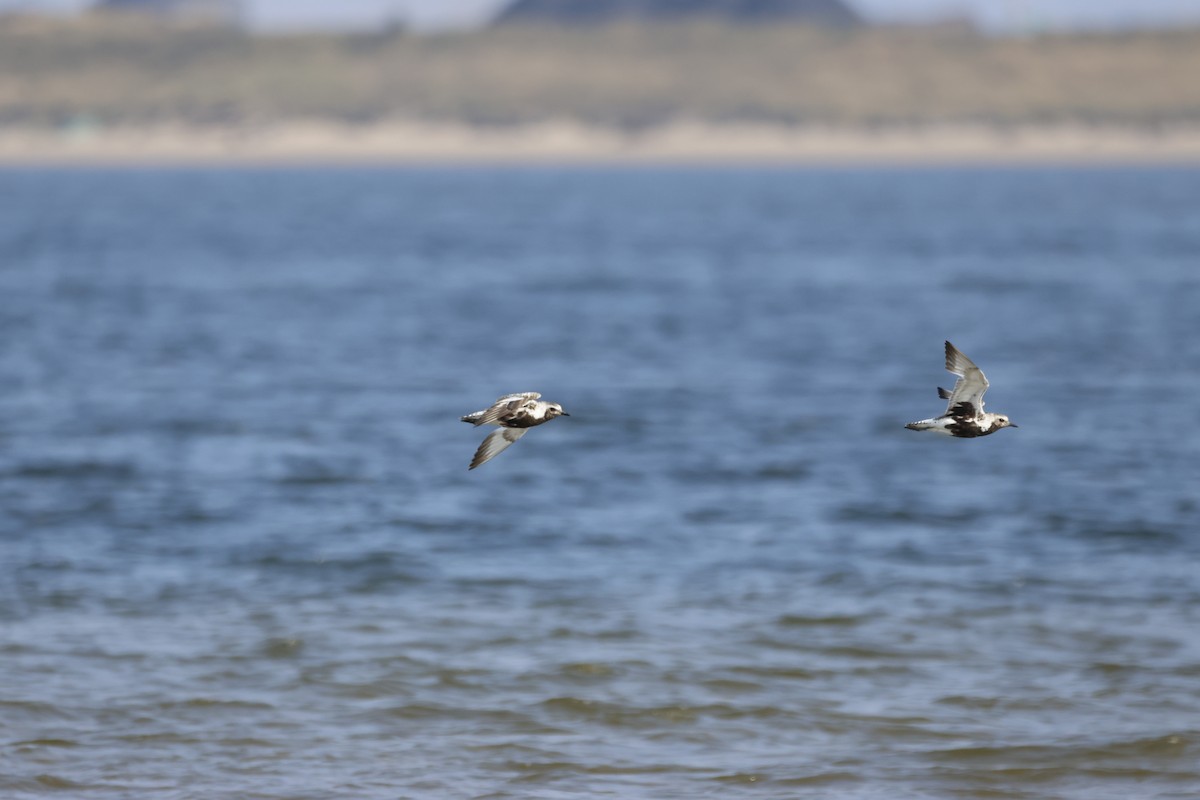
[460,392,570,469]
[905,341,1018,438]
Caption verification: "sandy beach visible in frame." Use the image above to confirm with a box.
[4,121,1200,166]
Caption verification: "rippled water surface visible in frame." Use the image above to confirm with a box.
[1,166,1199,799]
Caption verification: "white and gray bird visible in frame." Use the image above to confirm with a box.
[905,341,1018,438]
[460,392,570,469]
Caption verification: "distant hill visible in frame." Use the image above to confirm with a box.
[494,0,862,27]
[95,0,241,24]
[3,18,1198,130]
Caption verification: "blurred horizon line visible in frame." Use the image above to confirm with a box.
[3,0,1200,36]
[5,15,1200,155]
[5,120,1200,168]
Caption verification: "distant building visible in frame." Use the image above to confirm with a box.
[94,0,243,26]
[495,0,863,27]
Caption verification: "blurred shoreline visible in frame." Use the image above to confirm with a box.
[4,121,1200,165]
[7,19,1200,167]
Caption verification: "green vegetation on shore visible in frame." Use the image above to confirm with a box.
[3,15,1199,129]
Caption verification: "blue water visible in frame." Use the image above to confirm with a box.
[1,166,1198,799]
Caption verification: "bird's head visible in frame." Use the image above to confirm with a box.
[547,403,569,418]
[997,415,1018,430]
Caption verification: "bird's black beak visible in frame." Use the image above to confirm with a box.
[560,411,571,417]
[1010,423,1019,428]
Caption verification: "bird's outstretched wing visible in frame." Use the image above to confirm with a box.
[943,341,989,418]
[495,392,540,404]
[469,427,527,469]
[462,392,542,426]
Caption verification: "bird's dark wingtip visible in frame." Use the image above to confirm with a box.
[944,341,964,372]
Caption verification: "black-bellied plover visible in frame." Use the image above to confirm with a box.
[906,341,1018,438]
[461,392,570,469]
